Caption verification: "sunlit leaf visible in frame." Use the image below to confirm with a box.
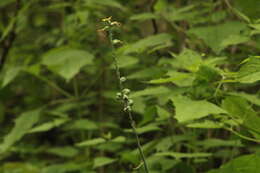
[130,13,158,21]
[42,47,93,81]
[208,154,260,173]
[123,33,173,54]
[237,56,260,83]
[0,109,41,153]
[155,152,212,159]
[189,22,247,53]
[172,95,226,122]
[76,138,106,147]
[29,118,68,133]
[93,157,116,169]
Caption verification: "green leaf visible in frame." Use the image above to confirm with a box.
[42,47,93,81]
[150,71,195,87]
[208,154,260,173]
[172,96,226,123]
[195,139,243,149]
[128,67,165,79]
[93,157,116,169]
[42,162,82,173]
[116,55,138,68]
[220,35,250,48]
[47,146,79,158]
[130,86,171,98]
[63,119,98,131]
[187,121,223,129]
[221,96,251,119]
[130,13,159,21]
[29,118,68,133]
[156,106,171,121]
[0,109,41,153]
[229,92,260,106]
[188,21,247,53]
[155,152,212,159]
[237,56,260,83]
[1,66,22,88]
[76,138,106,147]
[173,48,202,72]
[111,136,126,143]
[222,96,260,139]
[123,33,173,54]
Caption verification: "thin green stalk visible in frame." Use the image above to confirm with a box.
[225,127,260,143]
[104,17,149,173]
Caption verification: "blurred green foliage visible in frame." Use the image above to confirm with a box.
[0,0,260,172]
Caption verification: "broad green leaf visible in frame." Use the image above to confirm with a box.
[76,138,106,147]
[42,47,93,81]
[132,97,146,114]
[111,136,126,143]
[154,0,168,12]
[155,152,212,159]
[172,96,226,123]
[220,35,250,48]
[93,157,116,169]
[130,13,158,21]
[0,109,41,153]
[222,96,260,139]
[131,86,171,98]
[208,154,260,173]
[128,67,165,79]
[116,55,138,68]
[1,66,22,88]
[156,135,193,152]
[63,119,98,131]
[156,106,170,121]
[123,33,173,54]
[150,71,195,87]
[187,121,223,129]
[250,24,260,35]
[47,146,79,158]
[195,139,243,149]
[229,92,260,106]
[42,162,81,173]
[173,49,202,72]
[189,21,247,53]
[221,96,252,119]
[139,106,157,126]
[210,11,227,23]
[29,118,68,133]
[237,56,260,83]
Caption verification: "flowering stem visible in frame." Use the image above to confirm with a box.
[104,17,149,173]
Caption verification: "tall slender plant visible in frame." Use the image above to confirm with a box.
[100,16,149,173]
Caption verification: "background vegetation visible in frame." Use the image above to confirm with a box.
[0,0,260,172]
